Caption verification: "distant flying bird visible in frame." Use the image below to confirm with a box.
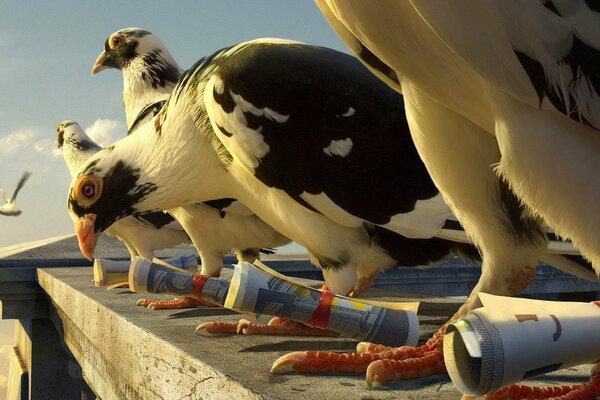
[57,120,191,260]
[0,172,31,217]
[314,0,600,394]
[92,29,292,311]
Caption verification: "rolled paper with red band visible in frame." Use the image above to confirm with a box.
[129,257,230,306]
[224,262,419,346]
[129,258,419,347]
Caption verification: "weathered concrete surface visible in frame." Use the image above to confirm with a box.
[37,267,592,400]
[15,318,81,399]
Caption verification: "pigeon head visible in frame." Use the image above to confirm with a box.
[56,120,75,148]
[56,121,101,152]
[91,28,180,85]
[92,28,182,131]
[92,28,151,73]
[57,120,103,177]
[67,149,158,260]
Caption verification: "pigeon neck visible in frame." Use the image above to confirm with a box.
[64,148,99,177]
[113,111,235,213]
[122,56,182,130]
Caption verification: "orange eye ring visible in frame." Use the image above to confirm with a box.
[74,176,102,206]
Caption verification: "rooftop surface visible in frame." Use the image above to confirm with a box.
[36,266,592,400]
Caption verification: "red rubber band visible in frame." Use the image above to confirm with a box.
[305,289,334,328]
[192,274,209,300]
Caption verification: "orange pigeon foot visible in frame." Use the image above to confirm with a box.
[136,296,212,309]
[197,317,337,336]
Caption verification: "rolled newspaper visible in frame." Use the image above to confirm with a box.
[129,257,419,346]
[94,255,198,288]
[444,293,600,395]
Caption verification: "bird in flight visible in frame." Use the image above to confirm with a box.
[0,172,31,217]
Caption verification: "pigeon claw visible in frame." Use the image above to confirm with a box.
[195,321,238,334]
[270,352,308,373]
[271,351,378,374]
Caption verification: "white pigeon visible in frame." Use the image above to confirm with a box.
[57,120,191,260]
[315,0,600,395]
[0,172,30,217]
[92,28,292,284]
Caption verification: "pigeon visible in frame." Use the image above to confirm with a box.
[57,120,191,260]
[315,0,600,395]
[72,38,483,299]
[0,172,30,217]
[92,29,292,310]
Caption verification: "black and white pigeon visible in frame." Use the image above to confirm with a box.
[315,0,600,393]
[57,120,191,259]
[72,38,483,298]
[0,172,31,217]
[91,28,291,283]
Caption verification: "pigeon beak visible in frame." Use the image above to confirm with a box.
[92,52,109,75]
[75,214,97,260]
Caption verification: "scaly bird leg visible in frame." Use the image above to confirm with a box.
[196,316,338,336]
[271,313,453,378]
[136,296,214,310]
[348,269,381,298]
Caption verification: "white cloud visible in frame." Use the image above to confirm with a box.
[33,138,62,158]
[84,119,124,148]
[0,374,6,391]
[0,131,34,155]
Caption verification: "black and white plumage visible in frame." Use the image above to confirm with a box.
[72,37,599,295]
[0,172,30,217]
[316,0,600,303]
[313,0,600,388]
[57,120,191,259]
[69,39,486,295]
[92,28,291,276]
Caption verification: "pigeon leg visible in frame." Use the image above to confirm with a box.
[196,316,338,336]
[272,267,538,384]
[348,269,381,297]
[238,317,338,336]
[271,315,450,380]
[136,296,214,309]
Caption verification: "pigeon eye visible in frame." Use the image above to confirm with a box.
[112,36,125,47]
[73,176,101,207]
[82,183,96,198]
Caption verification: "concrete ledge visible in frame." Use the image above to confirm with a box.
[7,345,27,400]
[36,267,593,400]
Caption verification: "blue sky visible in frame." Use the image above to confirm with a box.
[0,2,347,398]
[0,1,346,248]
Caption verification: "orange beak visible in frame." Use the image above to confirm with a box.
[75,214,97,260]
[91,51,109,75]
